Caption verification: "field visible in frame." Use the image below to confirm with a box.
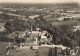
[9,49,37,56]
[0,41,37,56]
[52,20,80,27]
[0,42,8,56]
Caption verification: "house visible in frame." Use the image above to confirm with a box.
[41,31,48,36]
[36,28,40,31]
[58,17,64,21]
[26,29,41,44]
[39,33,52,45]
[27,27,51,45]
[32,46,38,50]
[40,35,47,44]
[47,37,52,44]
[26,37,38,44]
[28,31,41,38]
[73,25,80,31]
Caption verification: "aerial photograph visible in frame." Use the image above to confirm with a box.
[0,0,80,56]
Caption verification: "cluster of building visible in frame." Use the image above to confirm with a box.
[1,6,80,56]
[6,26,80,56]
[57,14,80,21]
[7,27,52,49]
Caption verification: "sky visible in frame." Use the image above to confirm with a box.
[0,0,80,3]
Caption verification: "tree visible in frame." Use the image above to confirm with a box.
[4,19,36,33]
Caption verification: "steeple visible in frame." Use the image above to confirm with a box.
[30,26,33,39]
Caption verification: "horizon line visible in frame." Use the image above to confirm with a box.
[0,2,78,4]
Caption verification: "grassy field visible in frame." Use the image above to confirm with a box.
[38,47,51,56]
[52,20,80,27]
[9,49,37,56]
[0,41,37,56]
[0,42,8,56]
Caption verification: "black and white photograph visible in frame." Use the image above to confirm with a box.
[0,0,80,56]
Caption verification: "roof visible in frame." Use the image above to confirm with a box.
[40,36,47,42]
[29,15,39,19]
[41,35,47,39]
[43,15,52,19]
[41,31,47,36]
[58,17,64,21]
[28,31,41,34]
[7,13,25,17]
[32,46,38,49]
[36,28,40,31]
[58,17,72,21]
[28,31,41,38]
[42,31,47,33]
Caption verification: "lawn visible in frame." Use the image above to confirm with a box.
[52,20,80,27]
[0,42,8,56]
[9,49,37,56]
